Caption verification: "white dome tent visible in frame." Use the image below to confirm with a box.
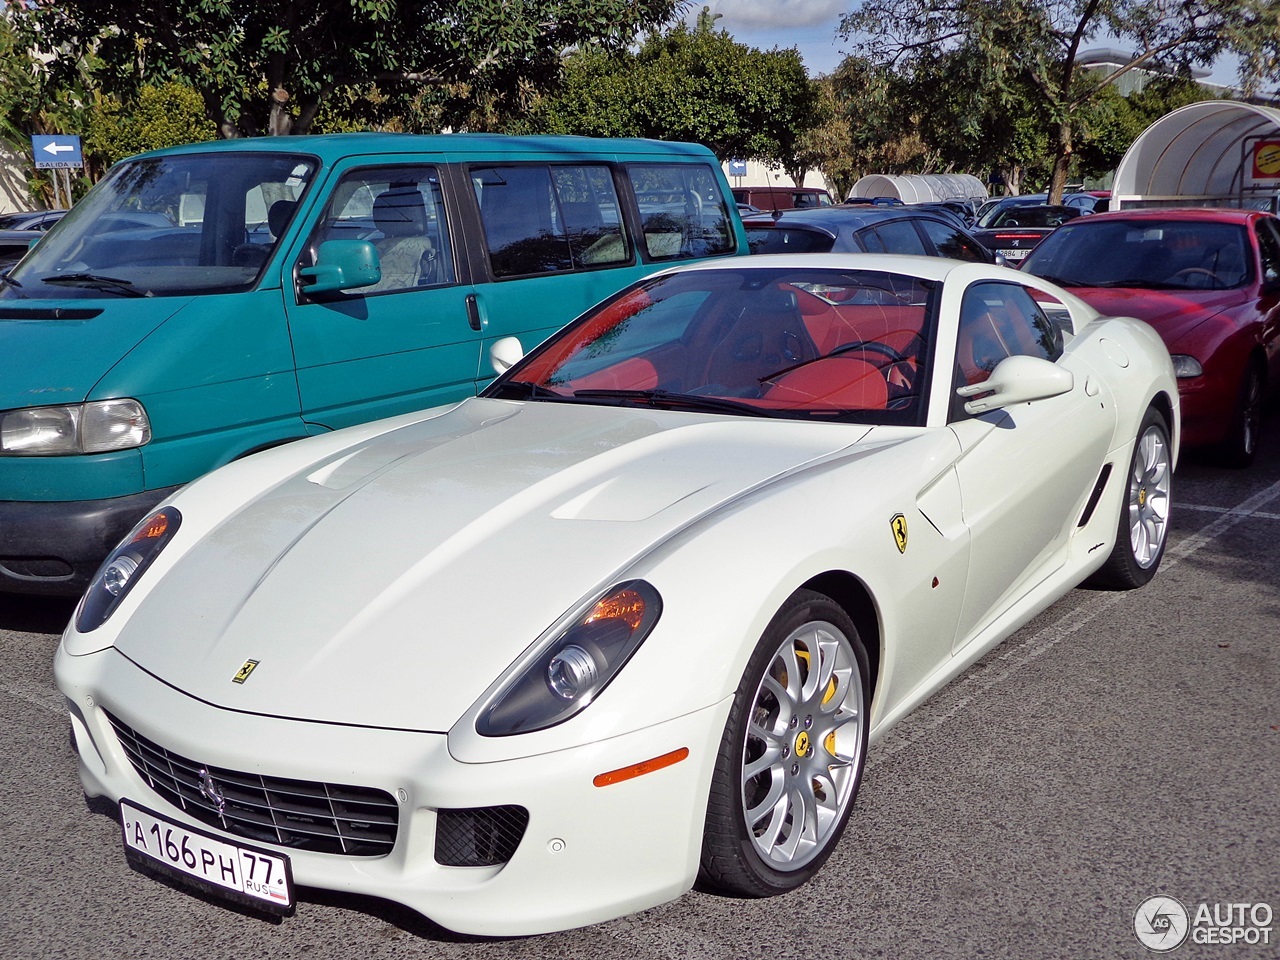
[1112,100,1280,211]
[848,173,988,204]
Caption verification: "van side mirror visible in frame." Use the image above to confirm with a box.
[955,355,1073,415]
[298,240,381,294]
[490,336,524,375]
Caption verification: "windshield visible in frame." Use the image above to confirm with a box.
[2,152,317,299]
[486,266,939,425]
[985,206,1078,229]
[1023,219,1253,291]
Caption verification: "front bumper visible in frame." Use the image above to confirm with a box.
[55,644,731,936]
[0,487,179,596]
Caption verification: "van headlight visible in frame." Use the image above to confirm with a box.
[76,507,181,632]
[0,399,151,455]
[477,581,662,736]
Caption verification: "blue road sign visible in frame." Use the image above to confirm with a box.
[33,135,84,170]
[728,159,748,177]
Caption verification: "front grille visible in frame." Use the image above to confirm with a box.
[435,805,529,866]
[106,712,398,857]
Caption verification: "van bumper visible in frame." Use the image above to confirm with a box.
[0,487,180,597]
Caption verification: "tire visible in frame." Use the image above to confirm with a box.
[1218,362,1264,468]
[700,590,870,897]
[1087,408,1172,590]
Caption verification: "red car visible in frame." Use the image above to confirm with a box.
[1022,208,1280,465]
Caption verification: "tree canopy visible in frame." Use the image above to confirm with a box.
[840,0,1280,201]
[19,0,686,137]
[530,20,820,174]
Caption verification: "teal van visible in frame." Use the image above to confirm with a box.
[0,134,746,595]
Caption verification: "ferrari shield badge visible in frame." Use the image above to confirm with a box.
[890,513,908,554]
[232,659,259,684]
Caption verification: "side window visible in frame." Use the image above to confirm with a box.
[917,219,988,262]
[626,163,736,261]
[473,163,629,278]
[309,165,453,295]
[868,219,928,256]
[952,281,1063,420]
[1255,219,1280,288]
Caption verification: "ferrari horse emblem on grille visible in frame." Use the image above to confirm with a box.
[198,768,227,816]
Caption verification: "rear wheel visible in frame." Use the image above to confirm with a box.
[1218,362,1264,468]
[1088,408,1171,589]
[700,590,870,896]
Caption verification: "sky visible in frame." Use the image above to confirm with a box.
[683,0,1248,88]
[686,0,849,76]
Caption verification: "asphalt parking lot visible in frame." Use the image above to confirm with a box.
[2,433,1277,960]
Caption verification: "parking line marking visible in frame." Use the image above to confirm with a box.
[871,478,1280,763]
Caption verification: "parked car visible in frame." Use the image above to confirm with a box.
[1022,207,1280,465]
[0,228,43,271]
[0,134,747,596]
[56,253,1177,936]
[0,208,67,232]
[731,185,833,212]
[744,206,1000,263]
[970,204,1083,262]
[974,192,1102,224]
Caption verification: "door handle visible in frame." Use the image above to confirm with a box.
[466,293,482,332]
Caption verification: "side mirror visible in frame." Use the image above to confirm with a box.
[490,336,524,375]
[298,240,380,294]
[956,354,1073,415]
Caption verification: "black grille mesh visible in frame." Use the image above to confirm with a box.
[435,805,529,866]
[106,711,398,857]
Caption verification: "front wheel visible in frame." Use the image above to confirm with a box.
[1218,362,1264,468]
[700,590,870,897]
[1087,408,1172,589]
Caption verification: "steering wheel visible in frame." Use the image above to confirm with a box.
[1168,266,1220,287]
[834,340,907,363]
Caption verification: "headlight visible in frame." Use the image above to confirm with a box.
[76,507,181,633]
[1170,355,1203,379]
[477,580,662,737]
[0,399,151,455]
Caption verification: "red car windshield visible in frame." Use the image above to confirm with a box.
[487,267,939,426]
[1024,219,1253,291]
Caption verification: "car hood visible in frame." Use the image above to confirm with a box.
[113,399,877,732]
[1063,286,1247,344]
[0,297,192,409]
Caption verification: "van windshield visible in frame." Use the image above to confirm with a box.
[1,152,317,299]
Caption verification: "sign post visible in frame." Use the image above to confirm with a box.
[32,135,84,209]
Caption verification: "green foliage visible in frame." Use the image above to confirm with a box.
[20,0,684,138]
[840,0,1271,200]
[529,24,821,171]
[86,83,217,167]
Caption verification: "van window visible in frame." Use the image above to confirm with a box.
[7,152,317,297]
[627,163,736,261]
[308,166,454,295]
[473,164,629,278]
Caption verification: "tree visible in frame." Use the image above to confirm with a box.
[86,83,217,168]
[839,0,1277,202]
[18,0,685,138]
[531,21,820,172]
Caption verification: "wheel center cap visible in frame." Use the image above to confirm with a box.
[794,731,811,758]
[1138,486,1147,508]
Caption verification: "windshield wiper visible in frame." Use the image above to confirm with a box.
[571,388,776,417]
[1088,278,1185,290]
[0,271,22,290]
[40,273,149,297]
[1030,273,1081,287]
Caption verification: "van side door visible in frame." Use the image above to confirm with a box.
[281,158,481,431]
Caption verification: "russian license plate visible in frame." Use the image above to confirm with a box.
[997,248,1029,260]
[121,800,295,914]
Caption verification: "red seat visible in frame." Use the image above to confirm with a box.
[760,357,889,410]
